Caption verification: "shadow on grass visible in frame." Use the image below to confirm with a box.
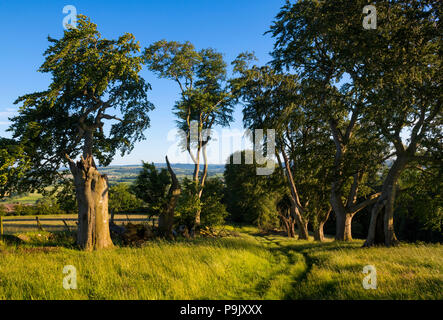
[0,230,78,251]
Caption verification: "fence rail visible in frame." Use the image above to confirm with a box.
[2,218,154,222]
[0,215,158,235]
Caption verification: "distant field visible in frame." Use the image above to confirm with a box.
[0,225,441,300]
[1,192,44,205]
[102,163,224,185]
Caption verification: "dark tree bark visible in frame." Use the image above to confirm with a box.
[278,207,296,238]
[314,209,331,242]
[314,222,325,242]
[67,154,113,251]
[294,210,309,240]
[290,220,296,238]
[158,156,181,239]
[331,188,351,241]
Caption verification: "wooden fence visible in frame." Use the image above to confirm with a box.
[0,215,157,235]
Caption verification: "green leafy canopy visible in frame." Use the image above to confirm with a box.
[8,15,154,191]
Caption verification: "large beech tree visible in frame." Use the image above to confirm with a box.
[269,0,391,242]
[233,58,334,240]
[9,16,154,250]
[143,41,236,230]
[357,1,441,246]
[270,0,441,246]
[301,79,388,241]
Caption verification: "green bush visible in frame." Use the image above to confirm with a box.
[175,179,202,230]
[176,177,228,229]
[200,178,228,227]
[109,183,144,213]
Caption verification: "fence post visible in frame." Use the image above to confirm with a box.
[36,217,44,231]
[0,216,3,236]
[62,219,71,232]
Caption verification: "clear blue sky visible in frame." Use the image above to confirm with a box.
[0,0,285,165]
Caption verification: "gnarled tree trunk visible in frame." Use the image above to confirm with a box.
[67,154,113,251]
[314,209,331,242]
[364,156,408,247]
[330,184,352,240]
[331,175,381,241]
[314,223,325,242]
[334,210,354,241]
[158,156,181,239]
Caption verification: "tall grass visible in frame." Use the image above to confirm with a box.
[0,232,305,300]
[0,226,441,300]
[284,240,443,299]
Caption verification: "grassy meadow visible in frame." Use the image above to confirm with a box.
[0,225,441,300]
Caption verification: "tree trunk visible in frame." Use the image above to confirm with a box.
[279,208,296,238]
[331,188,346,240]
[194,209,201,229]
[314,222,325,242]
[293,207,309,240]
[283,219,291,237]
[331,176,381,241]
[297,218,309,240]
[331,183,354,241]
[314,209,331,242]
[384,186,398,246]
[67,155,113,251]
[344,213,353,241]
[195,142,209,231]
[364,156,407,247]
[280,149,309,240]
[334,210,354,241]
[159,156,181,239]
[334,209,345,240]
[290,219,296,238]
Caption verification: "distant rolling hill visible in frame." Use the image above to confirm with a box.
[99,163,225,185]
[1,164,226,204]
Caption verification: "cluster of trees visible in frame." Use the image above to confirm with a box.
[224,150,442,243]
[224,0,440,247]
[0,1,441,250]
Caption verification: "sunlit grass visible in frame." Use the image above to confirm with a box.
[287,240,443,300]
[0,231,305,300]
[0,226,441,300]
